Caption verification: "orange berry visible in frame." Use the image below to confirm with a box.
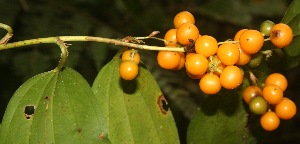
[175,52,186,70]
[243,85,263,104]
[236,47,251,65]
[219,66,243,89]
[185,53,208,76]
[234,29,248,41]
[217,43,240,66]
[275,97,297,120]
[176,23,199,46]
[265,73,288,92]
[186,71,205,79]
[239,30,264,54]
[199,73,221,95]
[173,11,195,28]
[195,35,218,58]
[262,85,283,105]
[119,60,139,80]
[270,23,293,48]
[121,49,140,65]
[157,51,181,70]
[164,29,178,47]
[260,111,280,131]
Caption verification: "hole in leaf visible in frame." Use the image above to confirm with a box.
[157,95,169,115]
[24,105,35,120]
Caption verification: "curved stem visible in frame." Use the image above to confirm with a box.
[0,36,185,52]
[0,23,13,34]
[53,37,69,72]
[0,23,13,44]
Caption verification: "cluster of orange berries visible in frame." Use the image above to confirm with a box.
[243,73,297,131]
[119,49,140,80]
[157,11,293,95]
[117,11,296,131]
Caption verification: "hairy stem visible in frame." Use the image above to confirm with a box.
[53,37,69,72]
[0,36,185,52]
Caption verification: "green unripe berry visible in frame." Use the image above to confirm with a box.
[260,20,275,36]
[249,96,268,115]
[247,52,263,68]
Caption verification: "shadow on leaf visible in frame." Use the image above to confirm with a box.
[120,77,137,94]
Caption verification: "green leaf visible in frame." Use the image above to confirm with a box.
[282,0,300,24]
[187,85,257,144]
[284,35,300,57]
[285,55,300,69]
[92,50,180,144]
[0,68,110,143]
[198,0,251,26]
[287,13,300,36]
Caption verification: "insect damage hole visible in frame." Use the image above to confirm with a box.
[157,95,170,115]
[24,105,36,120]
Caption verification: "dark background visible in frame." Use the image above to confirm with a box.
[1,0,299,143]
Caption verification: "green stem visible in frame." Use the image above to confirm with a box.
[0,23,13,34]
[53,37,69,72]
[217,40,239,45]
[0,36,185,52]
[0,23,13,44]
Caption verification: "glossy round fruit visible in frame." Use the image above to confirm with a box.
[236,47,251,65]
[275,97,297,120]
[220,66,243,89]
[265,73,288,91]
[186,71,204,79]
[195,35,218,58]
[249,96,268,115]
[217,43,240,65]
[157,51,181,70]
[234,29,248,41]
[260,111,280,131]
[239,30,264,54]
[119,60,139,80]
[173,11,195,28]
[185,53,208,76]
[260,20,275,36]
[175,52,185,70]
[121,49,140,65]
[199,73,221,95]
[164,29,178,47]
[262,84,283,105]
[243,85,263,104]
[270,23,293,48]
[176,23,199,46]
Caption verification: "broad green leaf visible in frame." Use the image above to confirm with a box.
[287,13,300,36]
[196,0,286,27]
[92,50,180,144]
[284,14,300,57]
[197,0,251,26]
[284,35,300,57]
[0,68,110,143]
[282,0,300,24]
[187,85,257,144]
[285,55,300,69]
